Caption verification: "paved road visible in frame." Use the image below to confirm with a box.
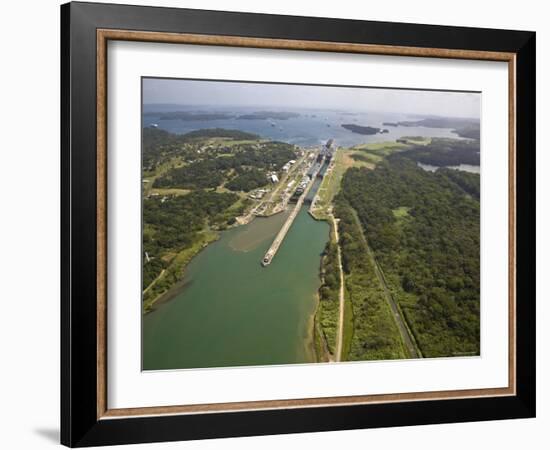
[332,216,346,362]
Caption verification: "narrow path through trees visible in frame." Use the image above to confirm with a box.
[349,208,421,359]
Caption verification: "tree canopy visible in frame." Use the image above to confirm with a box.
[338,156,480,357]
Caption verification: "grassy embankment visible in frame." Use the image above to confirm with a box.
[316,229,342,357]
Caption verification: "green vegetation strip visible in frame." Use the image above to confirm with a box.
[316,225,341,356]
[341,283,354,361]
[333,198,407,361]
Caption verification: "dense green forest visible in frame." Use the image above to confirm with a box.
[153,138,295,190]
[439,167,480,199]
[333,197,407,360]
[398,138,480,166]
[226,167,268,192]
[153,159,226,189]
[143,190,239,290]
[182,128,259,140]
[142,127,260,172]
[228,142,296,170]
[338,157,480,357]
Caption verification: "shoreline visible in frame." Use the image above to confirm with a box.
[143,230,221,314]
[142,204,288,314]
[143,198,266,314]
[143,197,293,315]
[312,213,332,362]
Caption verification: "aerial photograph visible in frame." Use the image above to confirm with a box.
[141,78,481,371]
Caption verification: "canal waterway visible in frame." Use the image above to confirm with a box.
[143,177,330,370]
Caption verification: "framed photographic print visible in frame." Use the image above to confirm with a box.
[60,1,536,447]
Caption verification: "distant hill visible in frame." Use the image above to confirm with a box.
[182,128,260,140]
[395,137,480,166]
[237,111,300,120]
[390,116,480,140]
[145,111,235,121]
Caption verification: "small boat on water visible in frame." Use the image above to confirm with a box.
[150,123,159,128]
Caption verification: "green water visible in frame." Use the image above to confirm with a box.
[143,201,330,370]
